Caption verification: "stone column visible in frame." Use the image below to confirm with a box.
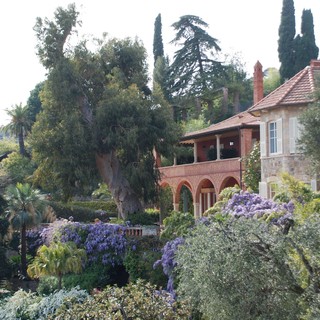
[216,135,221,160]
[193,202,200,219]
[193,141,198,163]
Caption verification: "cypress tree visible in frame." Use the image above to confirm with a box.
[153,13,164,65]
[294,9,319,73]
[278,0,296,83]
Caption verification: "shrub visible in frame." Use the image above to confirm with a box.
[35,286,89,320]
[42,221,127,267]
[126,209,159,226]
[47,201,111,222]
[0,286,89,320]
[124,236,167,287]
[1,151,36,183]
[160,211,194,240]
[52,279,191,320]
[69,200,117,217]
[0,289,41,320]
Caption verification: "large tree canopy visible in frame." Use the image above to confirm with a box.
[31,4,180,217]
[168,15,222,97]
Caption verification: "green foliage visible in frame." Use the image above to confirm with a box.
[176,219,303,319]
[68,200,117,216]
[242,142,261,192]
[0,138,18,154]
[124,236,167,287]
[91,182,112,200]
[169,15,221,98]
[1,103,32,156]
[2,151,36,183]
[0,289,41,320]
[26,82,44,123]
[278,0,296,82]
[5,182,47,277]
[161,211,194,240]
[153,13,164,65]
[263,67,281,95]
[127,209,159,226]
[48,201,116,222]
[52,279,191,319]
[298,89,320,173]
[203,185,241,217]
[273,172,315,204]
[159,185,173,223]
[0,287,89,320]
[180,115,209,133]
[31,4,180,213]
[27,241,87,289]
[293,9,319,74]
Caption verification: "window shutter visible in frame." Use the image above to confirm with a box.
[276,118,282,154]
[259,182,268,198]
[311,179,317,192]
[260,122,266,157]
[289,117,296,153]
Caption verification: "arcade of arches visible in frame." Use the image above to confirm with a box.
[159,161,240,218]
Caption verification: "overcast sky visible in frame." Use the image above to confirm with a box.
[0,0,319,125]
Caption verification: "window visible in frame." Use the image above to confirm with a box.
[269,122,277,153]
[289,117,301,153]
[268,119,282,155]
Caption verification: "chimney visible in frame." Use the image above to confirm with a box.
[310,60,320,68]
[253,61,263,105]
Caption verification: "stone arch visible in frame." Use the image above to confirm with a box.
[219,176,240,194]
[195,177,216,217]
[174,180,193,213]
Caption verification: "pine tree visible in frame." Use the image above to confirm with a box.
[294,9,319,73]
[278,0,296,83]
[153,14,164,66]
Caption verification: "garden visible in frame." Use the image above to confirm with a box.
[0,173,320,319]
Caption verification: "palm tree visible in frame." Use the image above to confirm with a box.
[2,103,32,156]
[5,183,45,278]
[27,241,86,289]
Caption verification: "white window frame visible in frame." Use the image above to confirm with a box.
[268,118,282,155]
[269,121,277,154]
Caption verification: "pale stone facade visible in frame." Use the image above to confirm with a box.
[249,60,320,198]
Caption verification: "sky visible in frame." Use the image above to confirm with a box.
[0,0,319,126]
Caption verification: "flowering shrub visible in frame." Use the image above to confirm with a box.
[154,237,185,295]
[224,191,294,226]
[51,279,191,319]
[40,220,127,267]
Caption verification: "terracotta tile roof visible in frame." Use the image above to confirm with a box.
[181,110,260,141]
[249,60,320,114]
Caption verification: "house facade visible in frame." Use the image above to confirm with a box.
[158,62,263,218]
[249,59,320,198]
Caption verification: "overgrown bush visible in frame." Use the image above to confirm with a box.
[69,200,117,216]
[47,201,111,222]
[51,279,191,320]
[160,211,194,240]
[126,209,159,226]
[0,287,89,320]
[1,152,36,183]
[124,236,167,287]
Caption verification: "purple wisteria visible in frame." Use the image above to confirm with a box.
[38,220,127,266]
[154,237,185,295]
[224,191,294,224]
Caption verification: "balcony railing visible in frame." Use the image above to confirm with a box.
[159,157,242,179]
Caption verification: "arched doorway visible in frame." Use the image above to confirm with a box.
[196,179,216,216]
[220,176,239,193]
[175,181,193,215]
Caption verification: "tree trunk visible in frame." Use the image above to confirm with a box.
[95,152,143,219]
[20,224,27,278]
[58,274,62,290]
[18,131,25,156]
